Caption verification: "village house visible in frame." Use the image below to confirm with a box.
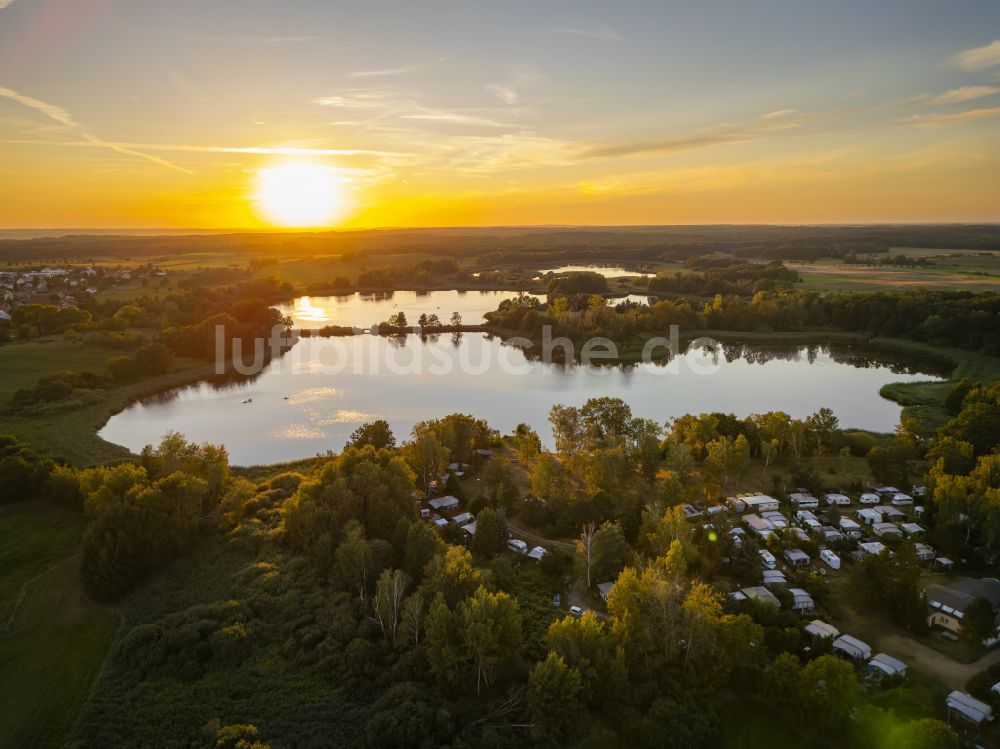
[926,578,1000,645]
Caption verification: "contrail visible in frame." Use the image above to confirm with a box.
[0,84,194,174]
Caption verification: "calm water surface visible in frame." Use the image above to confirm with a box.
[100,333,944,465]
[277,290,546,329]
[536,264,654,278]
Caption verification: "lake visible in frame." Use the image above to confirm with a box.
[99,331,945,466]
[536,264,655,278]
[277,290,546,330]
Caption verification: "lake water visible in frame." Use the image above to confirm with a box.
[536,264,654,278]
[99,333,944,466]
[277,290,546,329]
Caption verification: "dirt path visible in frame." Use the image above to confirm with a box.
[505,517,575,552]
[876,632,1000,690]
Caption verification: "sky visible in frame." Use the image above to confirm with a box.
[1,0,999,229]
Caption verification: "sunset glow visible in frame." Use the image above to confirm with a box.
[253,163,349,228]
[0,2,998,228]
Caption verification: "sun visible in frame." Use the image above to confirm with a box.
[252,162,350,228]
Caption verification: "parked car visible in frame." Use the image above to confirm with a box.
[552,593,561,608]
[569,605,584,617]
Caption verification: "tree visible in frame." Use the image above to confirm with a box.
[372,568,409,645]
[549,405,585,463]
[404,425,448,493]
[512,423,541,462]
[760,438,779,477]
[798,655,860,731]
[385,311,407,328]
[730,434,751,488]
[527,653,583,742]
[458,586,523,694]
[531,453,571,506]
[591,522,629,583]
[336,521,375,602]
[632,418,664,483]
[404,520,441,581]
[421,546,483,607]
[961,597,997,645]
[888,718,958,749]
[347,420,396,451]
[765,652,801,709]
[577,523,597,588]
[449,311,462,326]
[400,592,425,646]
[472,506,503,557]
[425,593,460,686]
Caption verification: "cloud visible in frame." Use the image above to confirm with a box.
[312,94,386,109]
[760,108,797,120]
[904,105,1000,127]
[0,86,79,127]
[0,85,192,173]
[955,39,1000,70]
[581,132,752,159]
[347,64,420,79]
[0,0,19,9]
[401,109,510,128]
[180,33,328,45]
[485,83,518,105]
[925,85,1000,106]
[554,23,621,41]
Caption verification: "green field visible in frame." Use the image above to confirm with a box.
[790,248,1000,292]
[0,500,119,748]
[1,349,211,466]
[0,338,112,406]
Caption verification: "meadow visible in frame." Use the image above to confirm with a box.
[0,500,120,748]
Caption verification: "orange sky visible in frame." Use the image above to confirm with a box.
[1,1,999,228]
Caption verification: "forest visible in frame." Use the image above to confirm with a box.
[3,373,998,747]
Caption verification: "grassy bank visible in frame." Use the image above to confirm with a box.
[2,359,224,466]
[0,500,120,748]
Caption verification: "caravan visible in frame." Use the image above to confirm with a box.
[820,549,841,570]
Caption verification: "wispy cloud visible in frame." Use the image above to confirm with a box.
[347,64,420,79]
[925,85,1000,106]
[0,0,19,10]
[484,64,545,106]
[0,86,78,127]
[484,83,518,105]
[583,132,752,159]
[904,105,1000,127]
[955,39,1000,71]
[401,109,509,128]
[554,23,621,41]
[312,93,387,109]
[760,108,797,120]
[180,33,328,45]
[0,85,193,173]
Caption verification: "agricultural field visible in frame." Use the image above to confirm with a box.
[790,247,1000,292]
